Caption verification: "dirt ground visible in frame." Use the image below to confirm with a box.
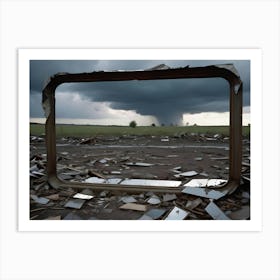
[30,133,250,220]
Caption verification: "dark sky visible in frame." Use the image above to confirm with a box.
[30,60,250,125]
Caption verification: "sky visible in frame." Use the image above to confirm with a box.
[30,60,250,126]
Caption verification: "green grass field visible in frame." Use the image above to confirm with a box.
[30,124,250,137]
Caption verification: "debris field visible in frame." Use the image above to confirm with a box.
[30,132,250,220]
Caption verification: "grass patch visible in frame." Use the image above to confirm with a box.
[30,124,250,138]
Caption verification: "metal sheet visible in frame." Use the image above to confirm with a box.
[105,178,122,184]
[184,179,208,188]
[120,179,181,187]
[139,214,153,220]
[145,208,166,219]
[175,171,198,178]
[207,179,227,188]
[30,195,50,205]
[119,203,147,212]
[125,162,154,167]
[84,177,106,184]
[162,193,177,202]
[73,193,94,200]
[120,196,137,203]
[181,186,226,200]
[64,199,85,209]
[205,201,231,220]
[146,195,161,205]
[165,206,189,220]
[63,213,82,220]
[185,198,203,210]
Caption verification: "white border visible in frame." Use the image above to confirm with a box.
[18,48,262,232]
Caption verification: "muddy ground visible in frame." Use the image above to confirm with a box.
[30,133,250,220]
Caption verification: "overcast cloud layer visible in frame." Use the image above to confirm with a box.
[30,60,250,125]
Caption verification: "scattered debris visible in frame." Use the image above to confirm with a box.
[162,193,177,202]
[120,196,137,204]
[185,198,203,210]
[165,206,189,220]
[139,214,153,220]
[184,179,208,188]
[125,162,154,167]
[119,203,148,212]
[84,177,106,184]
[73,193,94,200]
[146,195,161,205]
[45,216,61,220]
[30,132,250,220]
[45,194,60,200]
[144,208,167,219]
[194,157,203,161]
[63,212,82,220]
[64,199,85,209]
[30,195,49,205]
[207,179,227,188]
[174,171,198,178]
[205,201,231,220]
[181,186,226,200]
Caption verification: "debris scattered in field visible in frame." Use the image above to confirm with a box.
[30,132,250,220]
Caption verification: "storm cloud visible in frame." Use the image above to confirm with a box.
[30,60,250,125]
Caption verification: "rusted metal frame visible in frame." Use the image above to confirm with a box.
[42,66,243,193]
